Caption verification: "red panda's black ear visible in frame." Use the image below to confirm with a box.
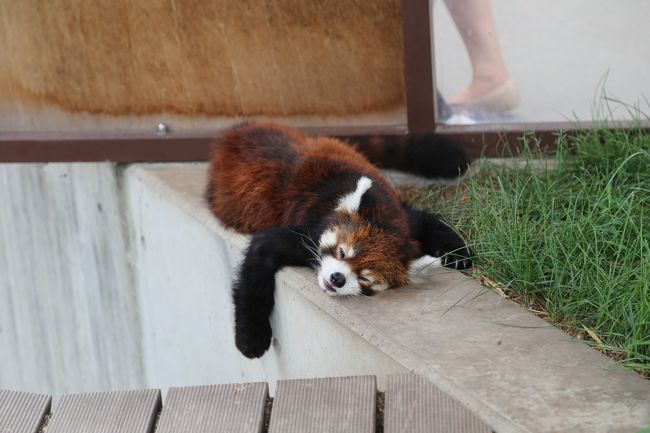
[337,176,372,214]
[407,255,442,284]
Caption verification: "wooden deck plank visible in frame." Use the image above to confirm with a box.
[156,383,268,433]
[384,375,491,433]
[46,389,160,433]
[0,390,51,433]
[268,376,375,433]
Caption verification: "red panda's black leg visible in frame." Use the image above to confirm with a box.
[233,225,320,358]
[404,206,473,270]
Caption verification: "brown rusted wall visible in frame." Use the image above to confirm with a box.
[0,0,404,118]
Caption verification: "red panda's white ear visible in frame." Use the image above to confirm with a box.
[408,255,442,284]
[337,176,372,213]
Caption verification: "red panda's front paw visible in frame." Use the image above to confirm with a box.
[235,319,272,359]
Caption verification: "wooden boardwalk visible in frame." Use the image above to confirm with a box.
[0,375,492,433]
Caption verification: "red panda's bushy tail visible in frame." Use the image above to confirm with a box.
[347,134,470,179]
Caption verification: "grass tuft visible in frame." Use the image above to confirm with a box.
[412,127,650,377]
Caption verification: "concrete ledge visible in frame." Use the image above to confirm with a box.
[126,163,650,433]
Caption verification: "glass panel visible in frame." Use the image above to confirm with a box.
[433,0,650,125]
[0,1,406,133]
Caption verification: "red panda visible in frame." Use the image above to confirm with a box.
[207,122,472,358]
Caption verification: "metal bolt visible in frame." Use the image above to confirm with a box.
[156,122,170,135]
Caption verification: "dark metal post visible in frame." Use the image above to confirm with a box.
[401,0,437,133]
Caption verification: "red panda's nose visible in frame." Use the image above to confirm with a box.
[330,272,346,288]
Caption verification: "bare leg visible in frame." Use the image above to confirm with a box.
[443,0,516,109]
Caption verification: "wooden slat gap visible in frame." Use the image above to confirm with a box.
[36,413,52,433]
[262,397,273,433]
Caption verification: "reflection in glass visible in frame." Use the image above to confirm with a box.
[434,0,650,125]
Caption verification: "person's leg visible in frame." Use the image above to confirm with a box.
[443,0,517,109]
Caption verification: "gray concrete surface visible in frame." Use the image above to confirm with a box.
[0,163,143,397]
[434,0,650,123]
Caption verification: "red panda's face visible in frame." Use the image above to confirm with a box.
[317,213,410,296]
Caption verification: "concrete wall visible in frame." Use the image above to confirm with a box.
[0,163,143,398]
[0,163,406,401]
[124,165,407,396]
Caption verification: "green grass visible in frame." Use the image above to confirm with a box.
[413,127,650,376]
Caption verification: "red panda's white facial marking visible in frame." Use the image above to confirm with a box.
[359,269,389,293]
[339,243,355,259]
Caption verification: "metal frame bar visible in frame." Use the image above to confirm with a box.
[401,0,437,133]
[5,121,649,162]
[0,125,406,163]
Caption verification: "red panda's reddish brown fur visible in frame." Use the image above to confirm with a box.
[208,122,306,233]
[208,122,404,232]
